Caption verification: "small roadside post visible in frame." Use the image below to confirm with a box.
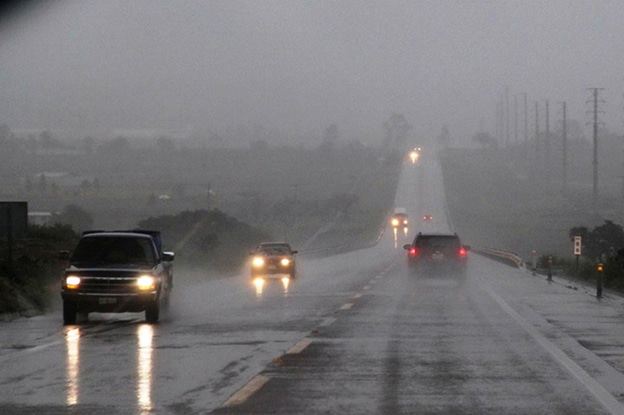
[547,255,553,281]
[531,250,537,275]
[596,262,604,298]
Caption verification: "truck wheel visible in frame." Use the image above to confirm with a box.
[63,300,77,325]
[145,301,160,323]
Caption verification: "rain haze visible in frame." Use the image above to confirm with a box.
[7,2,624,414]
[1,0,624,145]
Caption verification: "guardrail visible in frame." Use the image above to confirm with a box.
[474,247,524,268]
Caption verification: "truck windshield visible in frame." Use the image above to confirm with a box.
[71,237,157,264]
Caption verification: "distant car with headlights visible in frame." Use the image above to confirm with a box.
[422,214,433,221]
[250,242,297,280]
[59,230,174,324]
[390,208,408,228]
[403,232,469,277]
[409,147,421,163]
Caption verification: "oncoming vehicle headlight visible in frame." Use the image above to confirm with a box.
[252,257,265,267]
[391,218,399,227]
[137,275,156,290]
[65,276,81,289]
[280,258,291,266]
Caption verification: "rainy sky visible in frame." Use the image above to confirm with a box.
[0,0,623,145]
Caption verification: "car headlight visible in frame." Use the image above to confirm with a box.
[137,275,156,290]
[280,258,291,266]
[391,219,399,226]
[65,276,81,289]
[252,257,265,267]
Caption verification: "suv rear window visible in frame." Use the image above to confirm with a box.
[416,235,460,248]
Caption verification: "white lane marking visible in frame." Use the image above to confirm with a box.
[223,374,270,406]
[339,303,353,310]
[484,285,624,415]
[287,338,312,354]
[352,292,363,299]
[319,316,337,327]
[363,285,371,290]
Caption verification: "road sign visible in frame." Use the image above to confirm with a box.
[0,201,27,239]
[573,236,581,256]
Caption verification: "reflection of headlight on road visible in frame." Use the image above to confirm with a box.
[280,258,291,266]
[252,257,265,267]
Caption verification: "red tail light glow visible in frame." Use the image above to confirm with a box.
[458,247,467,257]
[409,247,419,256]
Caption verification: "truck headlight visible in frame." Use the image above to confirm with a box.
[137,275,156,290]
[252,257,265,267]
[65,276,81,289]
[280,258,291,266]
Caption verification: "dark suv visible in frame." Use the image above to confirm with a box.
[403,232,469,277]
[60,230,174,324]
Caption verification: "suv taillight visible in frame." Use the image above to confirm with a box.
[409,247,419,256]
[458,247,467,257]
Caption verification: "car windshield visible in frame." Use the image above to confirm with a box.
[259,245,291,255]
[71,236,157,264]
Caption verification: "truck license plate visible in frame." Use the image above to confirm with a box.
[99,297,117,305]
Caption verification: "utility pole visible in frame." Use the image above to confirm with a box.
[560,101,567,194]
[587,88,604,211]
[545,99,550,166]
[524,93,528,159]
[534,101,539,167]
[622,94,624,205]
[495,99,501,143]
[514,94,518,143]
[506,86,510,146]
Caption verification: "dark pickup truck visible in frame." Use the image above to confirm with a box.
[59,230,174,324]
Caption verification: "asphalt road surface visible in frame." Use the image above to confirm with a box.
[2,156,624,414]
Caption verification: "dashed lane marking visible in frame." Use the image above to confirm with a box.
[287,338,312,354]
[223,375,270,407]
[319,316,337,327]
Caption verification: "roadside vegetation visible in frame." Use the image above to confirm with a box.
[441,141,624,292]
[0,139,402,316]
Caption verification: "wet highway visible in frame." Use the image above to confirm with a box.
[2,157,624,414]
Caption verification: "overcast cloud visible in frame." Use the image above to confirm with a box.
[0,0,623,145]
